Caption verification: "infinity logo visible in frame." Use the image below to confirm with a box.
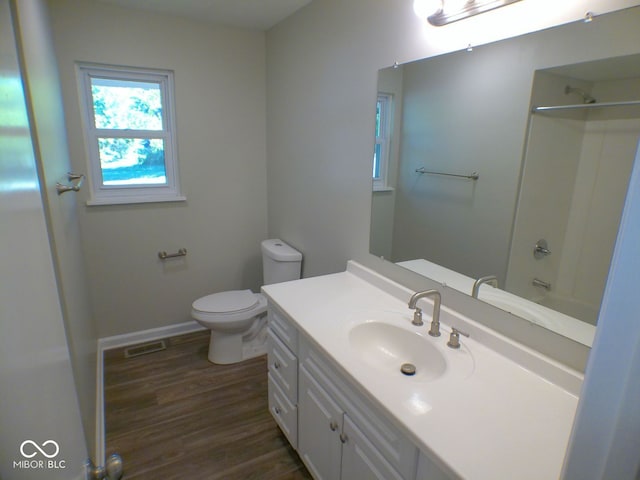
[19,440,60,459]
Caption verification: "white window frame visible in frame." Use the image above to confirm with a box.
[374,93,392,191]
[76,63,185,205]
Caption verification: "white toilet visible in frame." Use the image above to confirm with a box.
[191,239,302,364]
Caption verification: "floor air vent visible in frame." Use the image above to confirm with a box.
[124,340,167,358]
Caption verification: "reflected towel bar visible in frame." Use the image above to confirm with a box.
[158,248,187,260]
[415,167,479,180]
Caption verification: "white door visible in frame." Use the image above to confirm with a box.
[11,0,99,458]
[0,0,89,478]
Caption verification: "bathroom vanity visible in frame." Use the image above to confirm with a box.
[262,261,582,479]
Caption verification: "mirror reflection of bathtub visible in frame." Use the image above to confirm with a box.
[398,259,596,347]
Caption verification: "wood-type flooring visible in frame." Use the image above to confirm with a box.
[104,330,312,479]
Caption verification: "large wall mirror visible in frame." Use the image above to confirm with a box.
[370,6,640,347]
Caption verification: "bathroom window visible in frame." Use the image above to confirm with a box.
[76,63,184,205]
[373,93,392,191]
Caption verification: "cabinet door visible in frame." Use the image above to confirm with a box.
[341,415,404,480]
[298,366,343,480]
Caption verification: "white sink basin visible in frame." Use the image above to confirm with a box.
[348,322,447,382]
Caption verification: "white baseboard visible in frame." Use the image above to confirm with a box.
[98,320,206,351]
[95,321,207,463]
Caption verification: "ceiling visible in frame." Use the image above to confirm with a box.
[546,53,640,82]
[95,0,312,30]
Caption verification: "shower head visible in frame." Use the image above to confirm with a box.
[565,85,596,104]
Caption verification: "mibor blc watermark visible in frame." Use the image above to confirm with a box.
[13,440,67,471]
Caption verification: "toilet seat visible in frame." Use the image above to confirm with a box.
[191,290,267,323]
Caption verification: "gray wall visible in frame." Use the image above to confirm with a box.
[391,44,527,282]
[48,0,269,337]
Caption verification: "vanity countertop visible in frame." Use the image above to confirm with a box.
[262,261,582,480]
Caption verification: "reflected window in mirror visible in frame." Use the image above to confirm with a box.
[373,93,393,191]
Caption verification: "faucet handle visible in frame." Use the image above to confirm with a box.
[447,327,470,349]
[412,308,424,326]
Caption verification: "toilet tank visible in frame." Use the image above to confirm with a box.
[261,239,302,285]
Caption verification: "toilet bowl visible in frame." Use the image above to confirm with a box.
[191,239,302,364]
[192,289,267,364]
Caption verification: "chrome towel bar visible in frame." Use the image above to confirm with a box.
[415,167,479,180]
[158,248,187,260]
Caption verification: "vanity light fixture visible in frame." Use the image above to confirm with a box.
[414,0,522,26]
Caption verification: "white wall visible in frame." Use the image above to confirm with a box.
[508,73,640,324]
[507,71,589,303]
[564,79,640,310]
[47,0,269,337]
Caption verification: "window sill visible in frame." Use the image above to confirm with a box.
[86,195,187,206]
[373,185,394,193]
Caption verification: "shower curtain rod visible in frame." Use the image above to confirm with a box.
[532,99,640,113]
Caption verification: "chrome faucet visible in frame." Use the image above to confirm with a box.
[408,289,442,337]
[471,275,498,298]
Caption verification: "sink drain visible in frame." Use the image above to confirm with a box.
[400,363,416,376]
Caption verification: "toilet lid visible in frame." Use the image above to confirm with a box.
[192,289,259,314]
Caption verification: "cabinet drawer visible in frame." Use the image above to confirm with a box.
[268,373,298,448]
[268,305,298,353]
[267,328,298,402]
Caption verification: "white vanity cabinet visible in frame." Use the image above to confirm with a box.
[263,262,582,480]
[267,301,427,480]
